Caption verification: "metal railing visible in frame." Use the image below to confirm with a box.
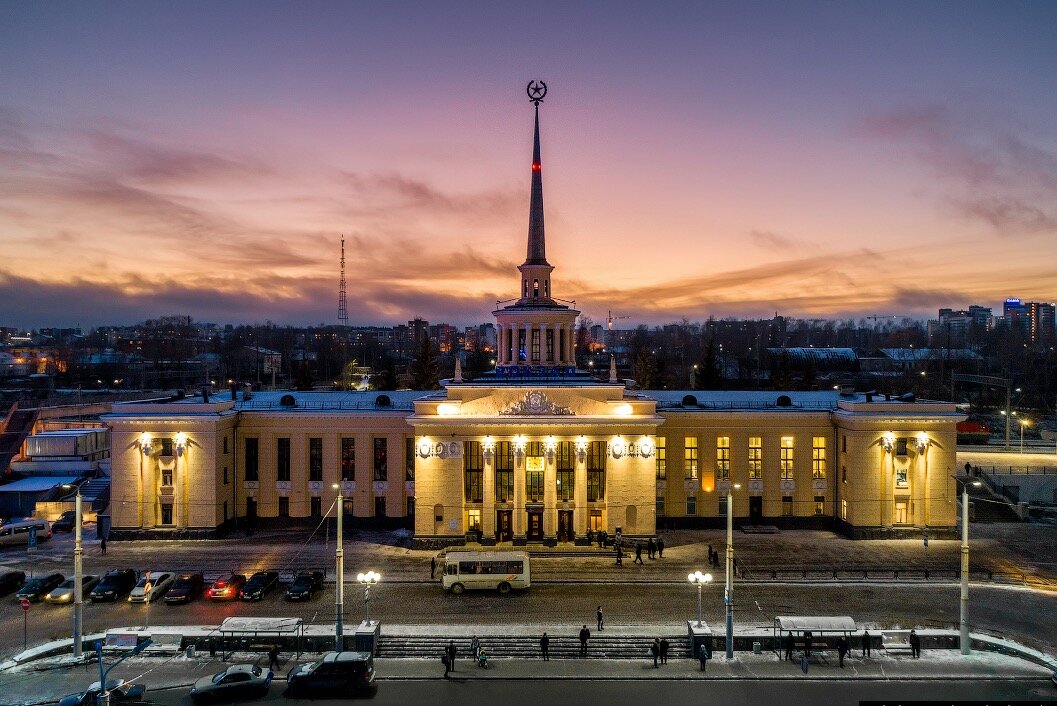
[972,465,1057,476]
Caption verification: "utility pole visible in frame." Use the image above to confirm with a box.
[334,486,344,652]
[73,490,83,659]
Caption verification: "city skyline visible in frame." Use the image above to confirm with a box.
[2,2,1056,329]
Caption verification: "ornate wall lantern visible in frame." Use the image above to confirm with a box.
[482,435,496,462]
[138,432,153,456]
[881,432,896,454]
[575,435,589,463]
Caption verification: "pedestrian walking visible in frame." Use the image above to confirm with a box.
[100,537,107,555]
[634,543,644,565]
[442,652,450,678]
[660,637,669,665]
[540,632,550,661]
[650,638,660,668]
[698,642,710,672]
[470,635,480,662]
[579,625,590,657]
[596,605,604,631]
[804,631,813,660]
[862,629,872,657]
[837,636,849,668]
[586,529,594,546]
[732,556,739,577]
[657,536,664,558]
[430,556,436,580]
[909,629,920,658]
[615,543,623,566]
[784,632,795,662]
[267,644,281,671]
[707,544,714,566]
[446,640,457,671]
[647,537,656,559]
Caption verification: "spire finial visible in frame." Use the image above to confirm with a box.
[527,80,547,106]
[525,80,549,266]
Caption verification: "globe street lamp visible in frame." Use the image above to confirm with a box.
[358,571,381,626]
[687,571,712,627]
[61,483,83,660]
[1019,418,1031,453]
[332,484,344,651]
[957,475,982,655]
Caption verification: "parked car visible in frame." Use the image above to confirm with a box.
[128,571,175,603]
[57,679,146,706]
[50,510,78,533]
[285,651,375,698]
[206,574,246,601]
[239,571,279,601]
[45,575,100,604]
[89,569,137,602]
[16,572,65,602]
[0,570,25,596]
[164,572,204,605]
[286,570,325,601]
[189,664,272,703]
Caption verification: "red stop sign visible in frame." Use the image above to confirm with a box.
[19,598,30,611]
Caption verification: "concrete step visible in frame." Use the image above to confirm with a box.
[377,634,694,660]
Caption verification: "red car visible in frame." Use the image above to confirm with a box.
[206,574,246,601]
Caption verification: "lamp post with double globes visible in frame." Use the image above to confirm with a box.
[61,483,83,660]
[332,484,344,652]
[358,571,381,625]
[725,482,741,659]
[687,571,712,627]
[956,475,982,655]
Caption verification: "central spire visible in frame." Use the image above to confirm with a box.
[526,103,549,266]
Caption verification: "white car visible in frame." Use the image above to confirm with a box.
[45,575,99,604]
[128,572,175,603]
[190,664,272,703]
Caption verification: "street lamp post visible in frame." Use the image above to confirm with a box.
[725,483,740,659]
[333,484,344,652]
[687,571,712,627]
[959,476,982,655]
[1019,419,1030,453]
[62,484,83,660]
[357,571,380,625]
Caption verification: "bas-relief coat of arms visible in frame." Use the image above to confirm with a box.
[499,390,574,416]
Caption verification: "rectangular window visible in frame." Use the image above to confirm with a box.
[780,436,794,480]
[656,495,666,517]
[278,496,289,517]
[812,437,826,479]
[405,437,415,481]
[277,438,291,482]
[748,437,762,479]
[842,465,847,484]
[162,468,173,486]
[464,441,483,502]
[467,509,481,531]
[495,469,514,503]
[686,495,697,516]
[841,434,847,453]
[895,467,909,488]
[224,500,228,520]
[245,438,259,481]
[161,437,173,457]
[841,498,848,520]
[655,437,666,480]
[814,495,825,515]
[587,441,606,501]
[719,496,728,517]
[782,495,793,516]
[894,501,908,524]
[495,441,514,471]
[684,436,698,479]
[557,440,575,502]
[373,438,388,481]
[375,497,386,518]
[340,438,355,481]
[896,437,908,457]
[310,496,322,518]
[557,441,575,472]
[223,436,229,454]
[716,436,730,481]
[309,437,323,482]
[526,468,544,502]
[161,504,173,525]
[223,466,229,485]
[531,328,540,361]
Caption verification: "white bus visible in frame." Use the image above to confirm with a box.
[0,519,52,547]
[442,551,530,594]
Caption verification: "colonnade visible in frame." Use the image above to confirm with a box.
[495,321,576,366]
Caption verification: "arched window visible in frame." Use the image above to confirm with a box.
[544,280,549,297]
[533,279,539,297]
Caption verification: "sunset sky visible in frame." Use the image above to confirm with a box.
[2,1,1056,329]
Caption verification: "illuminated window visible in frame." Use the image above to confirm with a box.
[526,467,544,503]
[464,441,483,502]
[495,442,514,502]
[811,437,826,479]
[587,441,606,501]
[895,501,908,524]
[748,437,762,479]
[780,436,794,480]
[405,437,415,480]
[716,436,730,481]
[557,441,574,502]
[814,496,825,515]
[340,438,355,481]
[684,436,698,480]
[841,498,848,520]
[467,509,481,531]
[655,437,666,480]
[895,467,909,488]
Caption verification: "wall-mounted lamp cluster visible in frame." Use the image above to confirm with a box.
[609,435,654,459]
[417,437,462,459]
[881,431,930,454]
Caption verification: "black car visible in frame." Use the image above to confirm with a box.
[90,569,137,602]
[51,510,78,533]
[15,572,65,602]
[239,571,279,601]
[285,651,375,698]
[0,570,25,596]
[164,572,204,605]
[286,571,325,601]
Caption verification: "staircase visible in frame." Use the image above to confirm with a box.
[961,478,1021,523]
[0,404,37,476]
[377,632,694,660]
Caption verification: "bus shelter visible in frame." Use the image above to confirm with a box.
[217,616,304,659]
[772,616,856,656]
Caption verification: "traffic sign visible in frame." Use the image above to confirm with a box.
[19,598,30,611]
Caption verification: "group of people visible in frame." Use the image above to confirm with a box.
[706,544,737,575]
[612,536,665,566]
[442,638,490,677]
[648,637,672,667]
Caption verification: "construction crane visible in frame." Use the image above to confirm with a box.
[865,315,897,325]
[607,310,631,330]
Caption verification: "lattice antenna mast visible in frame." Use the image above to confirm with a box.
[338,236,348,327]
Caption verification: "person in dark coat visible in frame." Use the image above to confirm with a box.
[909,629,920,658]
[615,543,623,566]
[804,631,813,660]
[784,633,795,661]
[650,638,660,668]
[634,543,644,565]
[268,644,281,671]
[837,636,849,668]
[540,632,550,661]
[597,606,604,631]
[442,651,450,678]
[707,544,714,566]
[656,537,664,558]
[100,537,107,555]
[698,642,710,671]
[445,640,457,671]
[647,537,656,559]
[862,629,872,657]
[579,625,590,657]
[659,637,670,664]
[430,556,436,580]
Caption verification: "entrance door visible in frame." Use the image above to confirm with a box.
[496,510,513,542]
[526,510,543,541]
[749,496,763,522]
[558,510,574,543]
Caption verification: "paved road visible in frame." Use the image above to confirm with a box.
[142,678,1057,706]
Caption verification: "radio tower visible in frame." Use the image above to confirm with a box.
[338,236,348,327]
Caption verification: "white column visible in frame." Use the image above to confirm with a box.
[566,325,574,365]
[499,325,507,365]
[552,323,561,364]
[538,322,548,364]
